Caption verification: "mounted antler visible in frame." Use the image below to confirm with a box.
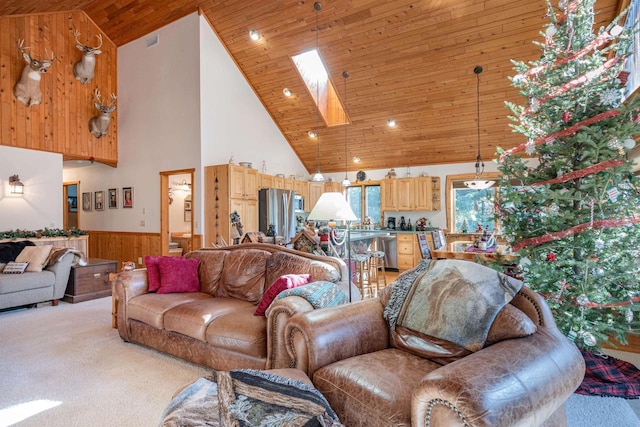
[73,29,103,84]
[89,89,117,138]
[13,39,55,106]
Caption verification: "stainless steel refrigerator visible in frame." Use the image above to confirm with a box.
[258,188,296,244]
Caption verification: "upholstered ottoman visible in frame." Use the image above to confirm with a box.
[160,368,342,426]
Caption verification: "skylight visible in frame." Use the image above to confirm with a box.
[292,49,348,127]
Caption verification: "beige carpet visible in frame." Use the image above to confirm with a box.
[0,297,638,426]
[0,298,209,427]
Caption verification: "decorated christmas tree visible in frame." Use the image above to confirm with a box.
[497,0,640,349]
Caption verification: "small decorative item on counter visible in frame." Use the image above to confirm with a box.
[265,224,276,237]
[122,261,136,271]
[415,217,429,231]
[386,217,396,230]
[362,216,373,229]
[461,219,468,234]
[399,216,407,230]
[385,168,396,179]
[230,211,243,244]
[317,226,330,253]
[407,218,412,230]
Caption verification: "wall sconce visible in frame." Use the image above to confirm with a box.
[9,175,24,194]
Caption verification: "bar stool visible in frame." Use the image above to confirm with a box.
[352,253,372,298]
[366,251,387,297]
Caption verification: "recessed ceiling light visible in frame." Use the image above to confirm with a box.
[308,131,317,138]
[283,88,292,97]
[249,29,260,41]
[352,156,361,163]
[387,118,397,127]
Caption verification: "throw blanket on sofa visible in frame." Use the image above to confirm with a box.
[47,247,87,267]
[274,281,347,309]
[160,369,343,427]
[384,259,523,352]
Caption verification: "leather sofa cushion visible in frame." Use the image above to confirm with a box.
[206,306,267,359]
[185,250,228,295]
[264,252,339,291]
[313,348,440,426]
[485,303,537,345]
[164,297,255,341]
[218,250,270,303]
[128,292,212,329]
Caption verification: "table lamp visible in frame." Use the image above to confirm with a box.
[307,192,358,301]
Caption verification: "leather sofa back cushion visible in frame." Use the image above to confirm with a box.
[264,252,339,289]
[186,250,229,295]
[390,303,537,364]
[218,249,270,303]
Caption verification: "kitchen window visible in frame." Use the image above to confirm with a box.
[346,183,381,226]
[446,173,500,233]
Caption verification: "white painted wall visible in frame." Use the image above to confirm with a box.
[198,14,306,175]
[0,146,63,230]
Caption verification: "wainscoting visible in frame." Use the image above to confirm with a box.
[88,231,202,270]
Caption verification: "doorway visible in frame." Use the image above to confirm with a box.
[160,169,195,256]
[63,181,80,229]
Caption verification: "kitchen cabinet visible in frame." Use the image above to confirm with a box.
[381,179,398,211]
[397,233,421,271]
[204,164,259,246]
[382,177,440,212]
[308,182,325,212]
[324,182,341,192]
[259,173,273,189]
[273,175,285,189]
[284,178,295,191]
[293,180,308,202]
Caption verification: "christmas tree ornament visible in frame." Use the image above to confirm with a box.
[545,25,557,38]
[626,309,634,324]
[599,88,622,107]
[594,238,604,250]
[546,252,557,262]
[562,111,571,122]
[606,186,620,203]
[607,138,622,151]
[577,294,591,306]
[623,138,636,151]
[525,139,536,155]
[582,331,597,347]
[530,98,540,113]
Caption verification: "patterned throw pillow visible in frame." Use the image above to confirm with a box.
[2,261,29,274]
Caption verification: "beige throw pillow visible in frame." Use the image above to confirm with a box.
[16,245,53,272]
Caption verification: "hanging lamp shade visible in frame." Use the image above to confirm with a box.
[464,66,495,190]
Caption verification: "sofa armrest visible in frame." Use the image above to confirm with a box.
[412,326,585,427]
[46,251,74,301]
[285,298,389,377]
[265,296,316,369]
[113,269,149,340]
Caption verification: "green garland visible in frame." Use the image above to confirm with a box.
[0,227,89,240]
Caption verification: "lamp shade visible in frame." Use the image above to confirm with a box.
[307,192,357,221]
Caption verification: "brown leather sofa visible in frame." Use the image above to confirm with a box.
[114,243,352,371]
[285,265,585,426]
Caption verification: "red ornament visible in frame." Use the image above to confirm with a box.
[547,252,557,261]
[562,111,571,122]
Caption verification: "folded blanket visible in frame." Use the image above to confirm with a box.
[47,247,87,267]
[385,259,523,352]
[160,369,343,426]
[274,280,347,309]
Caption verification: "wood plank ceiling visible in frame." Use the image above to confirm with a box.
[0,0,622,173]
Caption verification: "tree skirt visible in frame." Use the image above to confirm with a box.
[576,350,640,399]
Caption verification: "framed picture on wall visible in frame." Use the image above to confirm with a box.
[94,191,105,211]
[123,187,133,208]
[108,188,118,209]
[82,192,92,211]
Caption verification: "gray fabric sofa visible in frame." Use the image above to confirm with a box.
[0,251,74,310]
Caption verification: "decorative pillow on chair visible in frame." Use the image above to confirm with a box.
[254,274,311,316]
[156,256,201,294]
[15,245,53,272]
[144,255,161,292]
[2,261,29,274]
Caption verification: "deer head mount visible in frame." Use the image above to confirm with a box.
[73,30,103,84]
[89,89,116,138]
[13,39,55,106]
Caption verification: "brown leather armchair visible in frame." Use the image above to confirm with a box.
[285,284,585,426]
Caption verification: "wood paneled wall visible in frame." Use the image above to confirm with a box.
[0,10,117,165]
[88,231,204,268]
[88,230,161,269]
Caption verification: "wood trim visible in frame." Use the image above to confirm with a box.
[88,230,161,268]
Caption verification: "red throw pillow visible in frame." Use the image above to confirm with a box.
[156,256,201,294]
[144,255,161,292]
[254,274,311,316]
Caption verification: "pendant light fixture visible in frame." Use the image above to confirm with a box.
[341,71,351,187]
[310,2,325,182]
[464,65,495,190]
